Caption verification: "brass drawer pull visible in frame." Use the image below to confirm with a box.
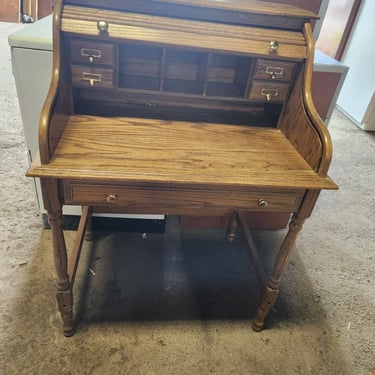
[261,88,279,101]
[82,72,102,87]
[257,198,269,208]
[266,66,284,79]
[106,193,117,203]
[268,40,279,52]
[80,48,102,63]
[97,20,109,32]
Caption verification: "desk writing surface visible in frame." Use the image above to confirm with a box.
[28,115,336,191]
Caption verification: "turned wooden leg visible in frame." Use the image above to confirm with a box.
[252,214,305,331]
[48,209,74,337]
[226,211,239,242]
[84,209,93,241]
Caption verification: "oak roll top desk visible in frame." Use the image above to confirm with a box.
[27,0,338,336]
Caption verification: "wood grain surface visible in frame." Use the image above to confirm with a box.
[62,6,307,60]
[29,115,336,190]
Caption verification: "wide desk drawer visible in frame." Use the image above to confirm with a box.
[63,181,303,214]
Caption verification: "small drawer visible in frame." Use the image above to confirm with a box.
[254,59,296,81]
[71,65,115,89]
[69,39,115,66]
[249,81,290,103]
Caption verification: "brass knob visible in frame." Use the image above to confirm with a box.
[97,20,109,32]
[89,79,94,87]
[106,193,117,203]
[88,56,94,63]
[268,40,279,52]
[257,198,269,208]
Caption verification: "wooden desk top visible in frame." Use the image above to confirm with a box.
[28,115,337,191]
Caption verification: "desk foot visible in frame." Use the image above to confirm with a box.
[252,321,263,332]
[63,326,75,338]
[226,212,238,242]
[56,289,74,337]
[84,229,93,241]
[252,285,279,332]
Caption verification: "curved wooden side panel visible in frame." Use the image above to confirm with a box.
[39,0,65,164]
[278,23,333,177]
[301,23,334,177]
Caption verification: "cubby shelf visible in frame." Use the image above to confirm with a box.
[119,43,254,99]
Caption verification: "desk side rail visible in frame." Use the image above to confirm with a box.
[278,23,333,178]
[39,0,73,164]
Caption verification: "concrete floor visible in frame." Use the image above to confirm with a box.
[1,21,375,375]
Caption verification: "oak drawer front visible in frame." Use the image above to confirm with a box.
[249,81,290,103]
[69,39,115,66]
[71,66,115,88]
[254,59,296,82]
[63,183,303,212]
